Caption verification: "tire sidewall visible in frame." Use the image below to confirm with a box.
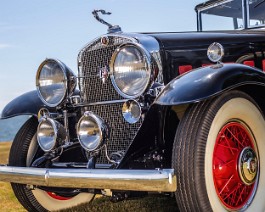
[32,189,94,211]
[205,95,265,211]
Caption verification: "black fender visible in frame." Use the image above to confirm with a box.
[155,63,265,105]
[1,90,52,119]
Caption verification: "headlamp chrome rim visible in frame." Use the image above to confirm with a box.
[109,43,153,99]
[36,58,76,107]
[77,112,107,152]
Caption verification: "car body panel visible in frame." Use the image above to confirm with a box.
[155,63,265,105]
[1,91,46,119]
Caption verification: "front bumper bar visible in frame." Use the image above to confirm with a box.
[0,165,176,192]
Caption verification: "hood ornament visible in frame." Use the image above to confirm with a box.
[92,9,122,33]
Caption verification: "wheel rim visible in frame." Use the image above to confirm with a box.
[213,121,259,210]
[46,192,72,200]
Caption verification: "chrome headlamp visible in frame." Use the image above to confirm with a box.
[110,43,153,99]
[36,59,76,107]
[77,112,109,152]
[37,118,66,152]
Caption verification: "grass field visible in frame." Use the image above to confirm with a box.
[0,142,179,212]
[0,142,25,212]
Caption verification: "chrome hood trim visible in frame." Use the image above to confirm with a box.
[0,166,176,192]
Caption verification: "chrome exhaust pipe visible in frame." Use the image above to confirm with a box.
[0,165,176,192]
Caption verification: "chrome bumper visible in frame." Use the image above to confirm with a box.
[0,165,176,192]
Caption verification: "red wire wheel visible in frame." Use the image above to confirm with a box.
[46,192,72,200]
[213,121,259,210]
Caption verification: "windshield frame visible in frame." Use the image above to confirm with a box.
[196,0,265,31]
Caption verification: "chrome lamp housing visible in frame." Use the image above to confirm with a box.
[37,117,67,152]
[77,111,109,152]
[110,43,153,99]
[36,58,77,107]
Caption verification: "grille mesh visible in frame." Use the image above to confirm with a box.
[86,104,141,164]
[78,36,142,164]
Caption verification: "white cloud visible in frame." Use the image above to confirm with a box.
[0,44,12,49]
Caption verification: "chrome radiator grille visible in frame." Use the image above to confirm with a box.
[78,35,142,164]
[78,36,135,103]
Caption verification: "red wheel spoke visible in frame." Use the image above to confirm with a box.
[226,128,244,148]
[222,183,241,201]
[213,158,235,169]
[219,174,234,195]
[223,133,237,155]
[217,142,239,154]
[236,186,246,206]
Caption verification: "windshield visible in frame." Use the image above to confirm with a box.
[197,0,265,31]
[198,0,243,31]
[248,0,265,27]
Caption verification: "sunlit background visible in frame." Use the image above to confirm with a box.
[0,0,203,140]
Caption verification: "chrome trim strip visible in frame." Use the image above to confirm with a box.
[0,166,177,192]
[73,99,128,107]
[196,0,233,12]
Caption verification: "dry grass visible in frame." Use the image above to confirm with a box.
[0,142,26,212]
[0,142,179,212]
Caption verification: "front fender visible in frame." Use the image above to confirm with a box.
[155,63,265,105]
[1,90,51,119]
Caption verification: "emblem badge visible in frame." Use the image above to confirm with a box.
[101,36,109,46]
[98,66,109,84]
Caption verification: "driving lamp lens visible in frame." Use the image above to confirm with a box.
[77,112,106,152]
[37,119,57,152]
[111,44,152,98]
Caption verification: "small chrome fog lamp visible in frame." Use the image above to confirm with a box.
[207,42,224,63]
[37,118,67,152]
[122,100,142,124]
[77,112,109,152]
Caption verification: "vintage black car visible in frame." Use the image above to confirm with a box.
[1,0,265,211]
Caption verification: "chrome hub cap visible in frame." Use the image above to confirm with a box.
[238,147,258,185]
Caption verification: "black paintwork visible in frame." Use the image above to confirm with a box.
[145,31,265,84]
[0,90,48,119]
[155,63,265,105]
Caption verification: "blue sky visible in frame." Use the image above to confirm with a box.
[0,0,202,112]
